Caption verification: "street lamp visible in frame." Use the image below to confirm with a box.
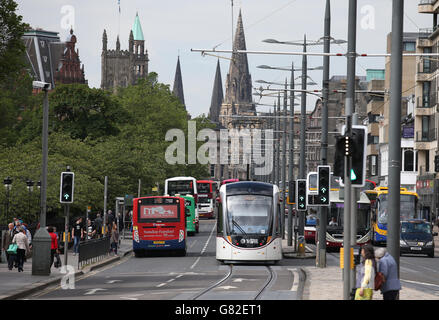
[26,179,34,219]
[4,177,12,222]
[32,81,52,276]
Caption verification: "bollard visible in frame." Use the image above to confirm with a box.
[297,235,306,257]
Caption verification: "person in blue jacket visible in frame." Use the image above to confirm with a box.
[375,247,401,300]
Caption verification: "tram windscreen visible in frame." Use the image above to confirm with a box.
[327,203,371,230]
[226,195,272,235]
[378,194,417,224]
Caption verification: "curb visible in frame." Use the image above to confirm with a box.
[1,249,133,300]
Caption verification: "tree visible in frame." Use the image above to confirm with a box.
[0,0,28,84]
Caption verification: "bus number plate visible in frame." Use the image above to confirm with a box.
[153,241,165,244]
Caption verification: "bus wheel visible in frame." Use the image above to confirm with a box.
[179,249,187,257]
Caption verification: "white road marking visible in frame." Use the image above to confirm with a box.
[288,268,300,292]
[106,280,122,284]
[84,288,107,295]
[217,285,238,290]
[190,221,216,270]
[401,279,439,288]
[156,283,167,288]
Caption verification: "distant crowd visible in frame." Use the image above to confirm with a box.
[2,210,133,272]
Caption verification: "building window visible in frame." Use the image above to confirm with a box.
[403,41,416,52]
[423,47,432,73]
[422,116,430,140]
[403,150,414,172]
[423,81,431,107]
[370,155,378,176]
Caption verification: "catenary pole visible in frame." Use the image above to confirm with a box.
[317,0,331,268]
[282,79,288,239]
[298,35,307,237]
[288,61,295,247]
[388,0,404,277]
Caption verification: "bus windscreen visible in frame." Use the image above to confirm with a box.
[197,183,211,194]
[167,180,194,196]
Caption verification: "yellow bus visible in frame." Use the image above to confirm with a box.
[372,187,419,245]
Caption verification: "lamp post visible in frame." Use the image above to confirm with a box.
[32,81,52,276]
[4,177,12,223]
[26,179,34,219]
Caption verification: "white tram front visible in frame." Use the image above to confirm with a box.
[216,181,282,264]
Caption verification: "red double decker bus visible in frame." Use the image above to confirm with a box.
[132,196,189,257]
[197,180,217,219]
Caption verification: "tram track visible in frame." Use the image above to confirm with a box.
[191,264,277,300]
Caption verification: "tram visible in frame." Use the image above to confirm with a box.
[216,181,282,264]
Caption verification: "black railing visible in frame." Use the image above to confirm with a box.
[78,236,110,269]
[416,128,437,142]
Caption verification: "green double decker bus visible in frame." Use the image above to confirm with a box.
[182,195,199,236]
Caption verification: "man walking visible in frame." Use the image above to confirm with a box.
[375,247,401,300]
[2,223,15,270]
[72,217,84,256]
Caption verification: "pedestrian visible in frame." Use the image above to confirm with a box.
[375,247,401,300]
[2,223,15,270]
[48,227,59,268]
[94,213,103,238]
[72,217,84,256]
[12,227,30,272]
[86,218,96,240]
[354,244,376,300]
[110,222,119,255]
[107,210,114,230]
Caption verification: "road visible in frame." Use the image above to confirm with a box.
[25,220,307,300]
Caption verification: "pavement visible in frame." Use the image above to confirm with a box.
[1,226,438,300]
[282,225,439,300]
[0,236,133,300]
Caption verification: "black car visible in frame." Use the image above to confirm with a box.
[400,220,437,258]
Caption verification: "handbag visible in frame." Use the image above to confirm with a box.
[374,271,385,291]
[7,243,18,254]
[355,288,373,300]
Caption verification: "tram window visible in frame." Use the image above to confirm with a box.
[217,201,223,234]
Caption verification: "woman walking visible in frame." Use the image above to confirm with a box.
[355,244,376,300]
[110,223,119,255]
[12,227,30,272]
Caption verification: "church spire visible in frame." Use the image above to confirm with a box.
[209,59,223,123]
[172,56,185,109]
[225,9,252,105]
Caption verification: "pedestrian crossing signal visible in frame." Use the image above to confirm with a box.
[60,172,74,203]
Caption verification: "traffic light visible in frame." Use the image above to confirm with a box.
[350,126,367,187]
[317,165,330,205]
[60,172,74,203]
[435,155,439,173]
[296,179,307,211]
[336,125,367,187]
[287,180,295,204]
[333,135,345,178]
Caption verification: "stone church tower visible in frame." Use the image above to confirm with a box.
[101,13,149,92]
[219,10,257,130]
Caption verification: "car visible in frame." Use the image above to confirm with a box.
[400,220,437,258]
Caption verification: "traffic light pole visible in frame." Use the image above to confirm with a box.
[343,0,357,300]
[64,203,70,267]
[288,62,295,247]
[388,0,404,277]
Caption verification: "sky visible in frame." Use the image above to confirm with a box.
[16,0,431,117]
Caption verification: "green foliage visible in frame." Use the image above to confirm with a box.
[0,71,213,225]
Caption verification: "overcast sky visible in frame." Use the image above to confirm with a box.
[16,0,430,117]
